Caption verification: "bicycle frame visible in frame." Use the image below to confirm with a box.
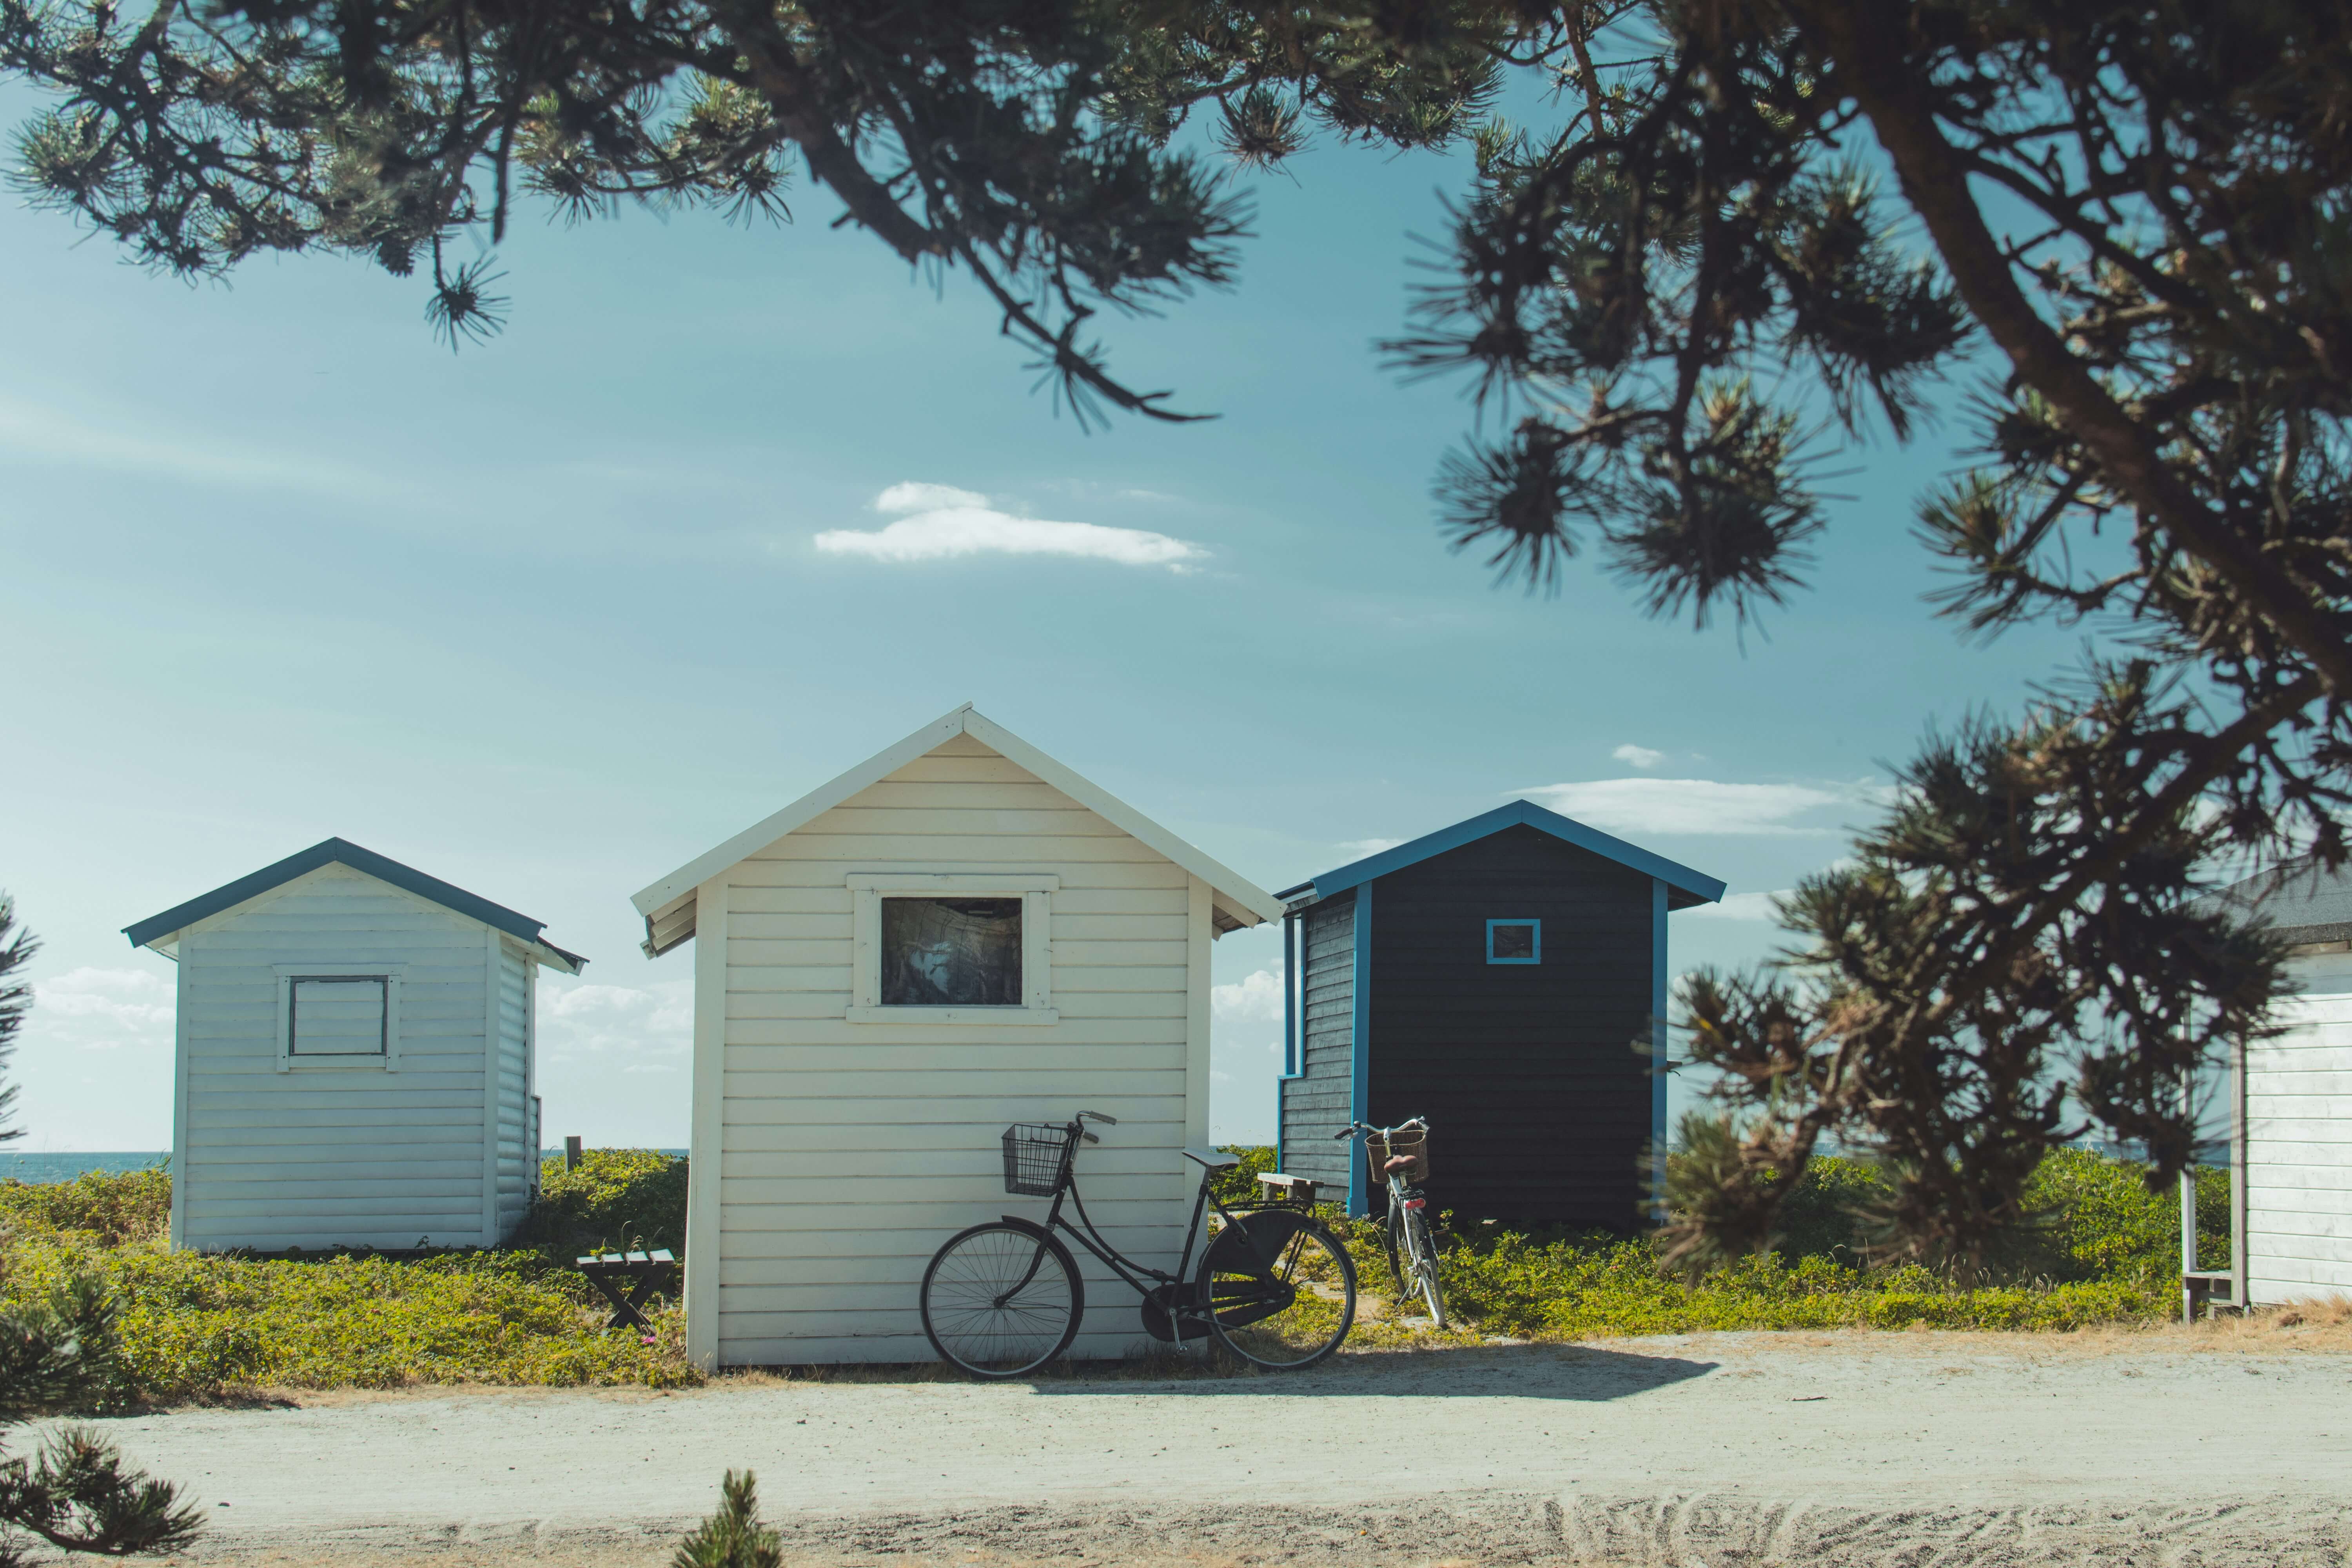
[997,1122,1267,1321]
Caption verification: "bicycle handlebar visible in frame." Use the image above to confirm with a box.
[1334,1116,1430,1138]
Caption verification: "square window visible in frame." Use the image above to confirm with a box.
[880,897,1024,1006]
[1486,919,1541,965]
[289,976,388,1054]
[847,875,1057,1024]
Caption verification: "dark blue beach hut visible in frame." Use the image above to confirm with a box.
[1273,801,1725,1227]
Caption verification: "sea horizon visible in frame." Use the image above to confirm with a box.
[0,1148,689,1183]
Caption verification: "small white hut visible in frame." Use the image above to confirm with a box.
[2207,863,2352,1307]
[125,839,586,1252]
[632,705,1283,1367]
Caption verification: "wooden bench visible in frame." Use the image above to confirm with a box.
[1255,1172,1320,1206]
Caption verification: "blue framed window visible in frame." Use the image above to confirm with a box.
[1486,918,1540,965]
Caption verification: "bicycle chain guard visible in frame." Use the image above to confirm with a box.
[1140,1283,1211,1342]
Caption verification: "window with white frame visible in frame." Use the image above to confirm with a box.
[848,874,1057,1024]
[276,965,403,1069]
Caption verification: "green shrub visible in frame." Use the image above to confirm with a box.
[0,1168,171,1247]
[1209,1145,1277,1207]
[524,1149,690,1257]
[2024,1147,2231,1282]
[0,1169,696,1402]
[1766,1155,1887,1263]
[1330,1218,2165,1341]
[1314,1142,2236,1343]
[1650,1145,2232,1283]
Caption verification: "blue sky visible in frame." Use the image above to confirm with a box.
[3,109,2075,1151]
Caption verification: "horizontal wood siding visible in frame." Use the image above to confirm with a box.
[1279,893,1356,1194]
[494,944,534,1242]
[715,733,1195,1364]
[1368,824,1653,1229]
[2247,952,2352,1303]
[177,865,488,1250]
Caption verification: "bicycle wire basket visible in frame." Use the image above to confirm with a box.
[1364,1125,1430,1183]
[1002,1123,1076,1196]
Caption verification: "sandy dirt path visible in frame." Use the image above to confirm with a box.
[18,1333,2352,1566]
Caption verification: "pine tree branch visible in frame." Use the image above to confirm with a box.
[1798,2,2352,699]
[731,31,942,265]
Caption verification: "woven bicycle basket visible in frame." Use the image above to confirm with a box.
[1364,1125,1430,1182]
[1002,1123,1076,1196]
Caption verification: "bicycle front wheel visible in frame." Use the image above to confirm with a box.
[1401,1207,1448,1327]
[920,1222,1083,1378]
[1198,1213,1355,1370]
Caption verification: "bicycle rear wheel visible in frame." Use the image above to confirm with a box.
[920,1222,1083,1377]
[1198,1212,1355,1370]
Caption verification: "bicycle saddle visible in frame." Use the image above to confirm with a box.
[1383,1155,1416,1172]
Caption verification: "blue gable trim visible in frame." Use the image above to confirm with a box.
[123,838,586,971]
[1291,800,1726,908]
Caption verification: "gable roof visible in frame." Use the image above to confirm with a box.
[1276,799,1727,910]
[124,837,588,973]
[2205,859,2352,947]
[630,705,1286,957]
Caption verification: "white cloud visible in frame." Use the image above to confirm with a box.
[1524,777,1858,836]
[1686,889,1793,922]
[19,968,174,1053]
[536,979,693,1063]
[815,484,1205,570]
[873,481,991,515]
[1613,744,1666,769]
[1212,968,1284,1022]
[1337,837,1403,857]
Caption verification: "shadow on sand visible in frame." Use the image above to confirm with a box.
[1026,1342,1719,1401]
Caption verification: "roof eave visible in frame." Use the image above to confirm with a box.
[1296,800,1727,906]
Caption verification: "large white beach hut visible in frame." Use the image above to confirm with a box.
[2209,863,2352,1307]
[632,704,1283,1367]
[125,839,586,1252]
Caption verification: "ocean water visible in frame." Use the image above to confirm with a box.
[0,1148,688,1185]
[0,1151,171,1184]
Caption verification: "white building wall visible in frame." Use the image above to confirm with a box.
[707,732,1204,1365]
[2245,949,2352,1305]
[174,864,495,1250]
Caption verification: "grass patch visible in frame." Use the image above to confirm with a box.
[0,1155,697,1409]
[1239,1142,2236,1346]
[0,1143,2262,1409]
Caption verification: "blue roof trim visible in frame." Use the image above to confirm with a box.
[1293,800,1726,907]
[123,838,586,971]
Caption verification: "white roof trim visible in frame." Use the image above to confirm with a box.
[630,705,1285,930]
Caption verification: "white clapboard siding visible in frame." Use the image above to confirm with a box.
[2246,951,2352,1305]
[705,730,1212,1364]
[493,942,535,1240]
[172,863,543,1252]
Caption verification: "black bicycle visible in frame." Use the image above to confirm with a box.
[917,1111,1357,1377]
